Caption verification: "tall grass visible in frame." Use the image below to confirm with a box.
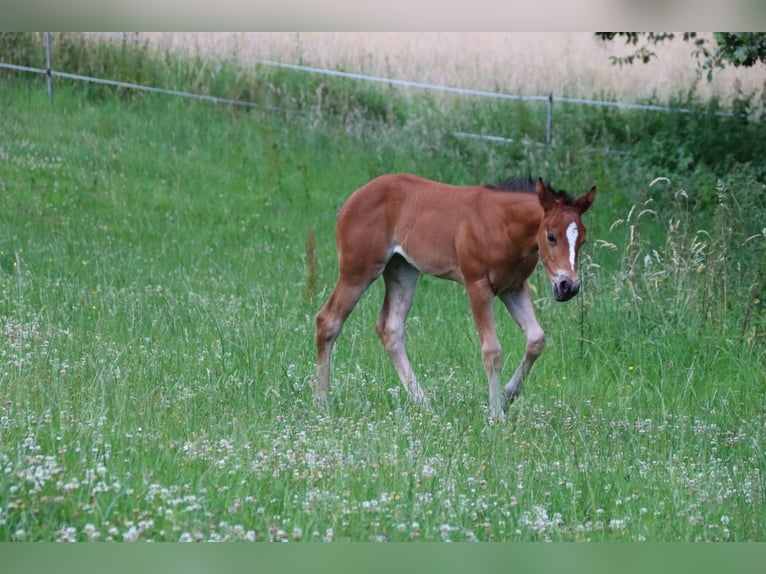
[0,35,764,542]
[135,32,766,106]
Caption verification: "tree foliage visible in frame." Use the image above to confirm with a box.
[596,32,766,79]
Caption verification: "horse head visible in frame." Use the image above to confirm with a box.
[535,178,596,302]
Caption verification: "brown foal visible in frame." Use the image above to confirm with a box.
[315,174,596,419]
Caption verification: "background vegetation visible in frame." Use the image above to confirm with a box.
[0,32,764,541]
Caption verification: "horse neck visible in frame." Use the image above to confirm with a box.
[495,192,544,251]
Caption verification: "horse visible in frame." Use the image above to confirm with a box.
[315,174,596,419]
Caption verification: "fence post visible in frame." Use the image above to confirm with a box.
[46,32,52,104]
[546,92,553,145]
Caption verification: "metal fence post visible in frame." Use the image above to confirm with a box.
[546,92,553,145]
[46,32,52,104]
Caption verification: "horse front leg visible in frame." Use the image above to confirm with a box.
[466,280,505,421]
[499,282,545,409]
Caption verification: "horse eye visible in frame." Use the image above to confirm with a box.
[546,231,556,245]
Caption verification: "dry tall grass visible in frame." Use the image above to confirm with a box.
[139,32,766,104]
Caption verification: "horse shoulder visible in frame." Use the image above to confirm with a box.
[455,192,542,292]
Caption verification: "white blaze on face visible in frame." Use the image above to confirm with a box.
[566,221,578,271]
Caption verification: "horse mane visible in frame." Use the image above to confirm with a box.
[483,176,577,204]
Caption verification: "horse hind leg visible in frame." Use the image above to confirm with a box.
[316,275,374,406]
[375,256,428,406]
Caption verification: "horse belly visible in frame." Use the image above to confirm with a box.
[393,226,463,281]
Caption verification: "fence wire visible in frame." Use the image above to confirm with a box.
[0,32,754,152]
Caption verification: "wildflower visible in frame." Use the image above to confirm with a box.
[609,518,627,530]
[123,526,139,542]
[362,500,378,513]
[409,522,421,540]
[57,526,78,542]
[421,464,436,478]
[83,523,100,541]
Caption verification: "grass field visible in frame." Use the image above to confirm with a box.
[0,34,765,542]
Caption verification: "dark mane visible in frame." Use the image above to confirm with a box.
[483,176,577,204]
[483,176,536,194]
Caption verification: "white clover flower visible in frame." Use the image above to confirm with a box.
[83,523,100,541]
[439,523,455,540]
[123,526,139,542]
[609,519,626,530]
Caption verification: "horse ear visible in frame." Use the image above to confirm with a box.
[575,186,596,214]
[536,177,556,211]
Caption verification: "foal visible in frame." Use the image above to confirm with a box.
[315,174,596,418]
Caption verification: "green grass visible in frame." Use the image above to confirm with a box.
[1,58,765,543]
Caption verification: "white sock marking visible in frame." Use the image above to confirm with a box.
[566,221,578,271]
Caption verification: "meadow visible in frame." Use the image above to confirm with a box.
[0,33,765,542]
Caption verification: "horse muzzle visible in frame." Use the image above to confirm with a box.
[553,276,580,302]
